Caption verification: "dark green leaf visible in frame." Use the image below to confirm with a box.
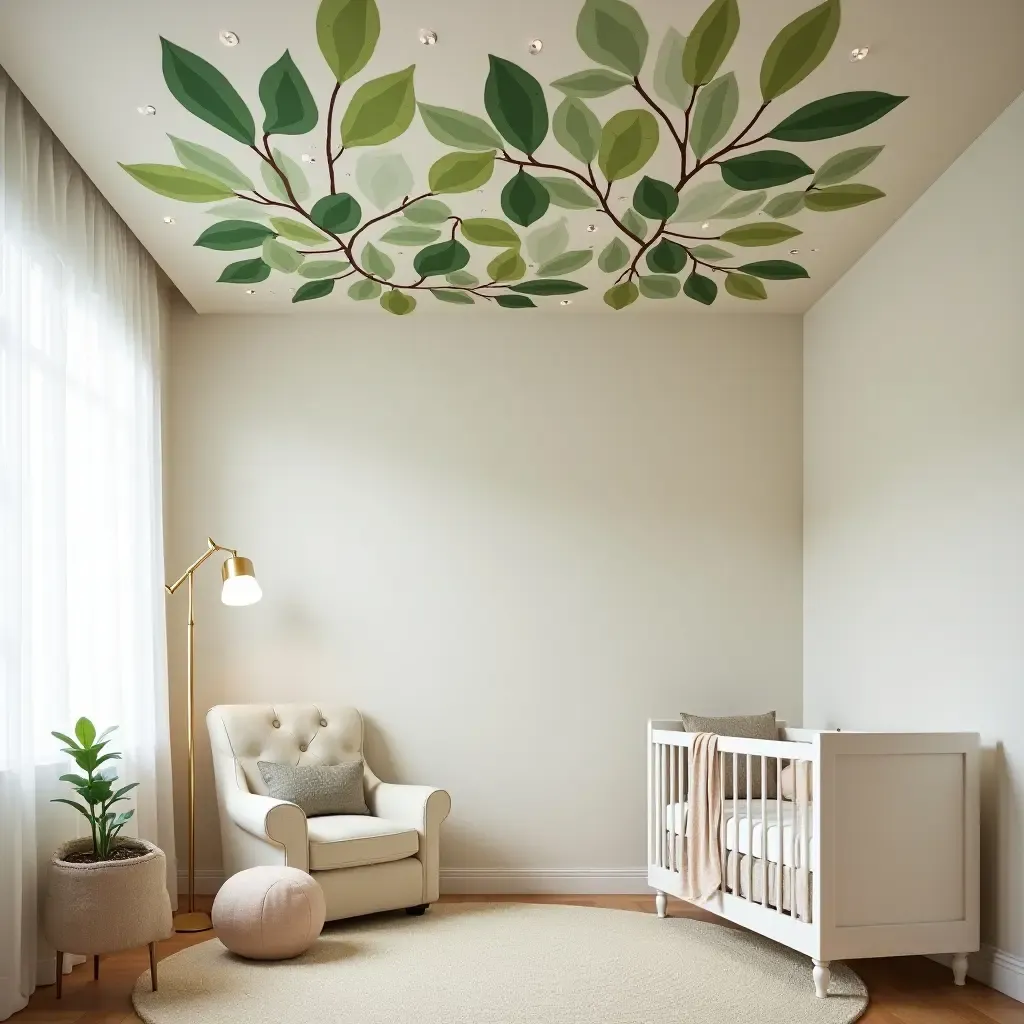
[536,250,593,276]
[719,222,801,246]
[760,0,840,100]
[652,29,692,110]
[488,248,527,281]
[310,193,362,233]
[316,0,380,83]
[460,218,521,248]
[646,238,688,274]
[260,50,318,135]
[725,272,767,300]
[379,290,417,315]
[682,0,740,86]
[413,239,471,277]
[298,259,351,279]
[485,56,548,155]
[598,109,659,181]
[109,783,140,802]
[689,71,739,157]
[119,163,233,202]
[551,69,633,98]
[769,92,908,143]
[739,259,808,279]
[431,289,476,304]
[632,176,679,220]
[812,146,884,186]
[598,237,630,272]
[51,798,93,820]
[639,274,681,298]
[762,191,806,218]
[59,774,90,787]
[52,731,80,749]
[537,177,599,209]
[341,66,416,147]
[379,224,442,245]
[418,104,503,151]
[804,183,885,211]
[428,151,495,193]
[576,0,649,76]
[720,150,813,190]
[262,237,304,273]
[404,198,453,223]
[168,137,254,191]
[349,278,382,300]
[361,242,394,279]
[75,718,96,747]
[92,752,122,769]
[495,294,536,308]
[194,220,275,251]
[293,279,336,302]
[553,98,601,164]
[683,270,718,304]
[501,169,550,227]
[510,279,588,296]
[218,258,272,284]
[604,281,639,309]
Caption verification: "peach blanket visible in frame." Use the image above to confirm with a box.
[682,732,722,901]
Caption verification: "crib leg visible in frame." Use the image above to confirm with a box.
[812,959,831,998]
[655,891,668,918]
[952,953,968,986]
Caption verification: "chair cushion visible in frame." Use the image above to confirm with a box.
[257,759,369,817]
[307,815,419,872]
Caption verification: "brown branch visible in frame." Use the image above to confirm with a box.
[633,77,688,187]
[325,83,341,194]
[689,100,771,182]
[665,230,722,241]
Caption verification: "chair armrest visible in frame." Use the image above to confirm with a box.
[225,789,309,872]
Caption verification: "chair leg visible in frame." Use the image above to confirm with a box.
[93,954,100,981]
[812,959,831,998]
[149,941,159,992]
[655,891,668,918]
[55,952,63,999]
[952,953,968,986]
[405,904,428,916]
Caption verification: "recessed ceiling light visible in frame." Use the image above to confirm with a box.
[219,30,240,47]
[528,39,543,54]
[849,46,869,61]
[560,299,572,306]
[419,29,437,46]
[300,154,315,163]
[701,221,710,230]
[162,216,175,224]
[789,249,800,254]
[810,248,820,252]
[586,224,597,232]
[137,104,156,116]
[245,289,256,295]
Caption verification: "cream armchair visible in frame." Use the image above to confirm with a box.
[206,704,450,921]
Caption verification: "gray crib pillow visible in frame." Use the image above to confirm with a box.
[678,711,778,799]
[257,759,368,817]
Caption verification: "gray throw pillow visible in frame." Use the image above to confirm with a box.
[678,712,778,799]
[257,760,368,817]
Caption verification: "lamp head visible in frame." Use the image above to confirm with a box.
[220,555,262,607]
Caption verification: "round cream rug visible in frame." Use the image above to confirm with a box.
[133,902,867,1024]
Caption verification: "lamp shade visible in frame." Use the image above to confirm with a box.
[220,556,262,607]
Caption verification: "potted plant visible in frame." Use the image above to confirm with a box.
[43,717,172,997]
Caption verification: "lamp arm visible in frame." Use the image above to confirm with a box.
[165,537,238,594]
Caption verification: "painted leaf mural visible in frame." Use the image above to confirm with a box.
[121,0,904,311]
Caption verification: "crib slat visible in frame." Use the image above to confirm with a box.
[745,753,753,902]
[655,743,663,869]
[760,755,768,909]
[776,757,783,914]
[677,744,686,874]
[719,749,726,892]
[799,759,811,922]
[669,744,678,873]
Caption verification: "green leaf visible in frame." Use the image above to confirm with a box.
[310,192,362,233]
[341,66,416,147]
[349,278,382,300]
[687,244,731,263]
[447,270,479,286]
[270,217,330,246]
[639,274,681,298]
[725,272,767,300]
[404,198,453,223]
[683,270,718,304]
[195,220,276,250]
[598,237,630,272]
[160,38,255,144]
[428,151,495,193]
[646,238,688,273]
[52,731,81,750]
[460,218,520,248]
[652,29,692,110]
[682,0,740,86]
[260,50,318,135]
[379,224,442,245]
[206,200,271,221]
[536,250,593,276]
[632,176,678,221]
[714,190,767,219]
[537,177,599,210]
[317,0,380,83]
[298,259,351,278]
[762,191,806,218]
[719,222,802,246]
[380,290,417,315]
[262,149,310,202]
[113,809,135,824]
[293,279,336,302]
[576,0,649,76]
[527,218,570,263]
[418,103,503,151]
[262,237,304,273]
[621,208,648,239]
[689,71,738,158]
[109,783,140,802]
[51,798,93,820]
[553,98,601,164]
[501,170,550,227]
[168,136,254,191]
[510,278,588,296]
[260,161,289,203]
[495,294,536,308]
[75,718,96,747]
[812,145,883,186]
[119,163,233,203]
[551,69,633,99]
[804,183,885,211]
[59,773,90,787]
[670,179,736,222]
[760,0,840,101]
[604,281,639,309]
[413,239,471,277]
[739,259,808,279]
[720,150,812,190]
[431,289,476,305]
[769,92,907,143]
[598,109,659,181]
[488,248,527,281]
[485,56,548,155]
[356,151,414,210]
[361,242,395,279]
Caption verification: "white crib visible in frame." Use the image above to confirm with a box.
[647,722,980,997]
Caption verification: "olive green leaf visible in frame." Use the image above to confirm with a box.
[447,270,480,286]
[488,248,527,282]
[725,272,767,299]
[714,190,767,219]
[689,71,738,157]
[206,200,271,220]
[431,289,476,304]
[405,198,453,223]
[652,29,692,110]
[119,163,233,202]
[509,279,588,296]
[218,258,272,284]
[763,191,806,218]
[495,294,536,308]
[812,145,884,186]
[769,93,907,143]
[502,169,550,227]
[760,0,840,101]
[639,274,681,298]
[688,244,732,261]
[428,151,495,193]
[260,51,318,135]
[683,269,718,304]
[719,222,802,246]
[293,279,335,302]
[413,239,471,277]
[633,176,678,220]
[682,0,740,86]
[160,38,255,144]
[720,150,812,190]
[598,109,659,181]
[804,183,885,211]
[621,207,648,239]
[270,217,330,246]
[553,98,601,164]
[341,66,416,147]
[598,236,630,272]
[527,218,570,263]
[551,69,633,98]
[460,218,521,248]
[168,136,254,191]
[536,250,593,277]
[194,220,276,250]
[576,0,649,76]
[485,56,548,155]
[418,103,503,151]
[349,278,382,299]
[604,281,639,309]
[379,224,442,245]
[310,192,362,233]
[670,179,736,222]
[738,259,808,279]
[298,259,351,278]
[262,237,304,273]
[317,0,380,83]
[537,177,599,209]
[646,238,687,274]
[356,152,414,209]
[380,289,417,315]
[361,242,395,279]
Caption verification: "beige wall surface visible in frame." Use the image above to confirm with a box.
[804,95,1024,961]
[164,310,803,887]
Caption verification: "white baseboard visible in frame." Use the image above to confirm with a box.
[440,868,650,894]
[930,945,1024,1002]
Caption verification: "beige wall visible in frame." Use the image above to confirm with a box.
[804,93,1024,973]
[165,310,803,890]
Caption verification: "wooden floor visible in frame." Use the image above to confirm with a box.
[12,894,1023,1024]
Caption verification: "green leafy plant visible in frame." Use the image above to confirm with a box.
[51,718,138,861]
[120,0,905,310]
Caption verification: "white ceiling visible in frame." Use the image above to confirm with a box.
[0,0,1021,315]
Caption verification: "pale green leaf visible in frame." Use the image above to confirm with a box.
[536,250,593,276]
[526,218,570,263]
[168,136,254,191]
[261,237,304,272]
[576,0,649,76]
[418,103,503,151]
[537,176,599,209]
[689,72,739,158]
[356,151,414,210]
[652,29,692,110]
[361,241,395,279]
[553,98,601,165]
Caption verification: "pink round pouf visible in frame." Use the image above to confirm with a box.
[212,866,326,960]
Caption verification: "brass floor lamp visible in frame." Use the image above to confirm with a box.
[165,538,261,932]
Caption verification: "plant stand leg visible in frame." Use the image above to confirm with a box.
[149,941,159,992]
[93,954,100,981]
[952,953,968,986]
[55,953,63,999]
[812,959,831,998]
[655,891,668,918]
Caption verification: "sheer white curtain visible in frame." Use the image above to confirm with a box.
[0,68,176,1019]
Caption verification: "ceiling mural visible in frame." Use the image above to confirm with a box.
[118,0,905,313]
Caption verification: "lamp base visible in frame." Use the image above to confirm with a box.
[174,910,213,933]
